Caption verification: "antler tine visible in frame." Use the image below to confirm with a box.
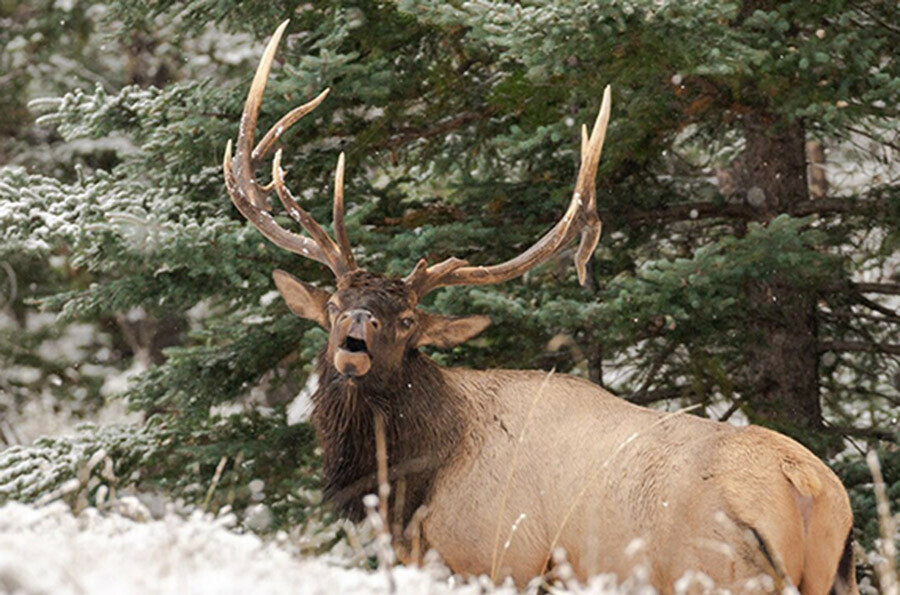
[272,149,351,276]
[404,257,468,300]
[332,152,356,270]
[224,19,356,278]
[252,89,330,162]
[234,20,289,211]
[571,85,611,284]
[405,86,612,298]
[225,138,331,265]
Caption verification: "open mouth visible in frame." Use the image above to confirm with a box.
[335,339,372,377]
[342,336,368,354]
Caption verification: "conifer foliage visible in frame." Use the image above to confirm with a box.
[1,0,897,558]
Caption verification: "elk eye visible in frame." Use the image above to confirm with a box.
[400,316,415,330]
[326,303,339,316]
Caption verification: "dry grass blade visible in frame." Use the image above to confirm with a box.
[363,413,396,593]
[202,456,228,512]
[374,411,390,527]
[867,451,898,595]
[392,478,406,545]
[363,493,396,594]
[490,369,555,582]
[410,508,424,566]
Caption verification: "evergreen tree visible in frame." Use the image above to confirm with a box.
[1,0,897,568]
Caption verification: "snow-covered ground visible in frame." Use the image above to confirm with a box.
[0,500,663,595]
[0,500,492,595]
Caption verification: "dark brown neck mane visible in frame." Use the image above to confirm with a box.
[312,348,466,525]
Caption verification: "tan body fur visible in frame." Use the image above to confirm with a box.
[421,369,854,594]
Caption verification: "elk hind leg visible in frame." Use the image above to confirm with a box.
[795,489,856,595]
[798,528,856,595]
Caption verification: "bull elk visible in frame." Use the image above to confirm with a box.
[223,21,857,595]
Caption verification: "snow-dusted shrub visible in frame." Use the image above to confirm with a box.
[0,423,158,505]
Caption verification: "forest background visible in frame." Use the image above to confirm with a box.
[0,0,897,585]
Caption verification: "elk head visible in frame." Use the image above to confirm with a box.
[223,20,611,386]
[270,268,491,384]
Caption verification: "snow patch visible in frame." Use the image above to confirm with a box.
[287,373,318,425]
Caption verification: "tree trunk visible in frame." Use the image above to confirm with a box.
[740,112,809,217]
[744,281,823,436]
[739,112,828,449]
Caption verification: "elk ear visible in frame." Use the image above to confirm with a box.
[272,269,331,329]
[414,313,491,349]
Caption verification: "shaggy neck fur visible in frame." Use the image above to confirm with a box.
[312,348,466,525]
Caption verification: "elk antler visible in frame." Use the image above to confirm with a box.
[404,86,611,300]
[223,20,356,278]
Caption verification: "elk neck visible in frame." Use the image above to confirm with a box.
[311,348,467,525]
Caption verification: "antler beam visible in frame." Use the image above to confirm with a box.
[404,86,612,299]
[223,20,355,278]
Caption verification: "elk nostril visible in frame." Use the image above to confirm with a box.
[346,309,377,326]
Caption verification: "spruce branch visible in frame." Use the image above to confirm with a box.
[818,340,900,355]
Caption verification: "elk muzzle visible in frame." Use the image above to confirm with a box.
[333,309,377,377]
